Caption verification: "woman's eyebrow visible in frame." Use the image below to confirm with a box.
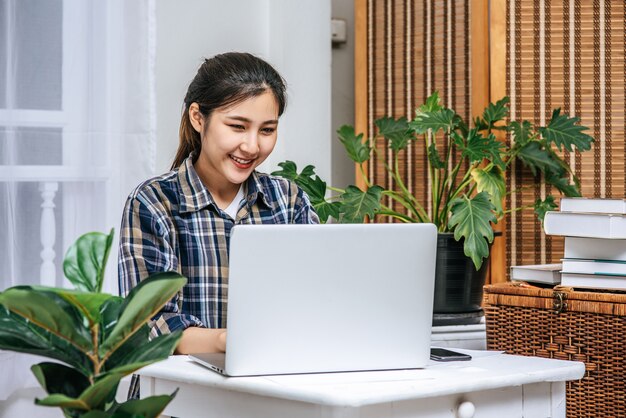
[225,115,278,125]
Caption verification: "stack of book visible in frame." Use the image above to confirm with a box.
[543,197,626,290]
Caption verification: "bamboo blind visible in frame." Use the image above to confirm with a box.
[504,0,626,273]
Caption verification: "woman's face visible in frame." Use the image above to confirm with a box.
[191,90,279,190]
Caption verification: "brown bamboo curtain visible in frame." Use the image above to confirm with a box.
[502,0,626,274]
[356,0,626,281]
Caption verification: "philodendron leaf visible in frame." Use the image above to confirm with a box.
[271,162,327,207]
[509,120,533,146]
[470,166,506,216]
[31,362,90,399]
[375,116,412,151]
[115,391,177,417]
[418,91,443,113]
[64,229,114,293]
[338,185,383,223]
[539,108,594,152]
[0,287,92,351]
[516,141,562,176]
[410,109,457,135]
[313,201,342,223]
[0,308,92,374]
[545,173,581,197]
[448,192,497,270]
[535,196,558,221]
[100,272,186,358]
[103,331,181,375]
[427,143,445,169]
[482,96,510,126]
[337,125,371,164]
[459,129,505,168]
[271,161,316,182]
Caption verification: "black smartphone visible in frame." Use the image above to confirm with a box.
[430,348,472,362]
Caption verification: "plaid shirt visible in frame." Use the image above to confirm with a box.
[118,154,319,335]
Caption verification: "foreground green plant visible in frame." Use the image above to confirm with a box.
[0,229,186,418]
[274,92,593,269]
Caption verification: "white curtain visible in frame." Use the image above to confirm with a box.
[0,0,156,407]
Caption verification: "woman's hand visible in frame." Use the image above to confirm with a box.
[175,327,227,354]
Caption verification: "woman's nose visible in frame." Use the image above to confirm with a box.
[240,133,260,155]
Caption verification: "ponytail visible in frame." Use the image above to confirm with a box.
[171,107,202,170]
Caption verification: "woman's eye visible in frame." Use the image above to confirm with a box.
[261,127,276,135]
[229,124,245,131]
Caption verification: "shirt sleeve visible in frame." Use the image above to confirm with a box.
[118,191,204,335]
[292,186,320,225]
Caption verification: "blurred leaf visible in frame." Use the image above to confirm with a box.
[0,287,92,351]
[64,229,114,293]
[375,116,412,151]
[509,120,533,146]
[31,362,90,399]
[471,166,506,216]
[100,273,186,357]
[44,289,114,327]
[545,173,581,197]
[100,296,125,342]
[418,91,443,113]
[516,141,562,176]
[539,108,594,152]
[483,96,510,126]
[337,125,371,163]
[410,108,457,135]
[313,201,342,223]
[338,186,383,223]
[534,196,558,221]
[115,391,177,417]
[103,331,181,375]
[459,129,505,168]
[35,393,89,410]
[449,193,497,270]
[427,143,445,169]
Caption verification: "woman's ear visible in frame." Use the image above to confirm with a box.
[188,103,204,133]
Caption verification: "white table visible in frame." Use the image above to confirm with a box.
[139,350,584,418]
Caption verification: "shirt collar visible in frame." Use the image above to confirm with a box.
[178,153,272,214]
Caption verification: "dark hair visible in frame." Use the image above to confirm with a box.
[172,52,287,169]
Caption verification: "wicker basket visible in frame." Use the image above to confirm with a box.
[484,282,626,418]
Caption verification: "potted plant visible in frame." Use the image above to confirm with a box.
[0,229,186,417]
[274,92,593,324]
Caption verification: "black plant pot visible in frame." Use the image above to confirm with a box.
[432,232,499,326]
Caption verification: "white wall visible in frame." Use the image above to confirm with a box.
[155,0,332,183]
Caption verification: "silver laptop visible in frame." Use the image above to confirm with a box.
[190,223,437,376]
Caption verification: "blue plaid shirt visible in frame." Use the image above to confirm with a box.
[118,154,319,335]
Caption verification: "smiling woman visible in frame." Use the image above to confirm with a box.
[118,52,319,370]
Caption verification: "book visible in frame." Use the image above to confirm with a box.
[543,211,626,239]
[560,272,626,290]
[510,263,561,284]
[562,259,626,276]
[560,197,626,214]
[564,236,626,262]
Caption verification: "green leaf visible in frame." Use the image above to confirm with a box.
[427,143,445,169]
[337,125,371,163]
[508,120,533,146]
[295,175,327,204]
[470,166,506,216]
[100,297,125,342]
[0,308,92,374]
[482,97,510,126]
[338,185,384,223]
[448,192,497,270]
[115,392,177,417]
[100,272,186,358]
[44,289,114,327]
[539,108,594,152]
[63,229,114,293]
[0,287,92,351]
[410,109,457,135]
[535,196,558,221]
[459,129,505,168]
[31,362,90,398]
[545,173,581,197]
[103,331,181,375]
[313,201,342,223]
[516,141,562,176]
[418,91,443,113]
[271,160,298,180]
[375,116,412,151]
[35,393,89,410]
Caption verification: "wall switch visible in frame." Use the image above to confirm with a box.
[331,18,347,44]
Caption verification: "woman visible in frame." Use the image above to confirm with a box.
[118,52,319,356]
